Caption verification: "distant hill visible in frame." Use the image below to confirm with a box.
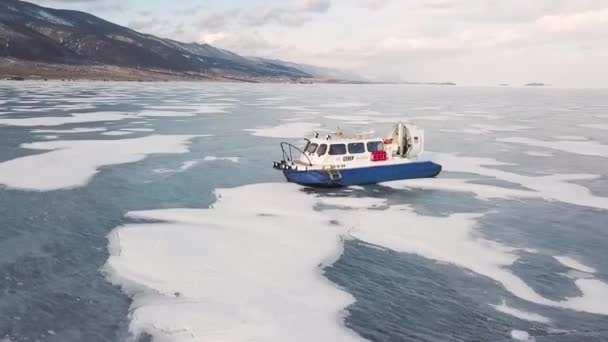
[0,0,353,82]
[525,83,548,87]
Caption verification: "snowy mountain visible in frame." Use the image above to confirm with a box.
[0,0,341,81]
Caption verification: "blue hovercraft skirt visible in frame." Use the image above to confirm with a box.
[282,161,442,187]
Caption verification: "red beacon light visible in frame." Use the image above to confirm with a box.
[370,150,387,162]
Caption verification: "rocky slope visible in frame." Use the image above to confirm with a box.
[0,0,324,81]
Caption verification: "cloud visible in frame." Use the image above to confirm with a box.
[29,0,126,12]
[25,0,608,87]
[172,5,205,17]
[128,18,170,32]
[197,9,241,31]
[536,7,608,33]
[201,31,278,56]
[35,0,98,2]
[242,0,332,27]
[86,2,126,12]
[353,0,393,10]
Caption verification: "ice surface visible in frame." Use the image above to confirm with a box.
[425,152,608,210]
[0,135,196,191]
[498,137,608,157]
[386,178,537,201]
[340,205,556,307]
[319,102,369,108]
[336,201,608,314]
[491,301,550,323]
[554,256,596,273]
[324,115,402,125]
[319,196,386,208]
[137,110,196,117]
[105,182,608,342]
[0,112,136,127]
[101,131,133,136]
[154,160,200,174]
[524,151,553,157]
[510,330,534,341]
[410,115,461,121]
[105,183,364,342]
[203,156,240,163]
[273,105,314,111]
[10,107,52,113]
[122,128,155,132]
[450,113,502,120]
[578,123,608,131]
[32,128,107,134]
[145,105,228,114]
[245,122,321,138]
[441,124,531,135]
[553,136,588,141]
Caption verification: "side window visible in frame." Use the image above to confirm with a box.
[328,144,347,155]
[366,141,384,152]
[348,143,365,154]
[303,141,311,153]
[306,143,318,154]
[317,144,327,156]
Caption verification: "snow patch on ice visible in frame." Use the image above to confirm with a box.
[154,160,200,174]
[104,183,364,342]
[450,113,502,120]
[410,115,460,121]
[144,105,228,114]
[105,182,608,342]
[203,156,240,163]
[102,131,134,136]
[319,196,386,209]
[553,135,588,141]
[491,301,551,323]
[524,151,553,157]
[424,152,608,210]
[0,135,197,191]
[320,102,369,108]
[511,330,534,341]
[578,123,608,131]
[273,105,315,111]
[245,122,321,138]
[137,110,196,117]
[498,137,608,158]
[123,128,154,132]
[554,256,596,273]
[0,112,136,127]
[386,178,537,201]
[442,124,531,135]
[324,115,402,125]
[32,127,107,134]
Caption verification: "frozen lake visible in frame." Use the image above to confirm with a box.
[1,81,607,342]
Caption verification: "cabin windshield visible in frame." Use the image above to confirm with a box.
[307,143,319,154]
[317,144,327,156]
[303,140,311,152]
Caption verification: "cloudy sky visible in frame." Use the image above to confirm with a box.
[29,0,608,87]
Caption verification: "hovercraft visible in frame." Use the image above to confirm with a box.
[272,122,442,187]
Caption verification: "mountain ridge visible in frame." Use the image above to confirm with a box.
[0,0,351,82]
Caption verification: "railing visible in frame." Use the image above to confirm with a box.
[280,142,312,166]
